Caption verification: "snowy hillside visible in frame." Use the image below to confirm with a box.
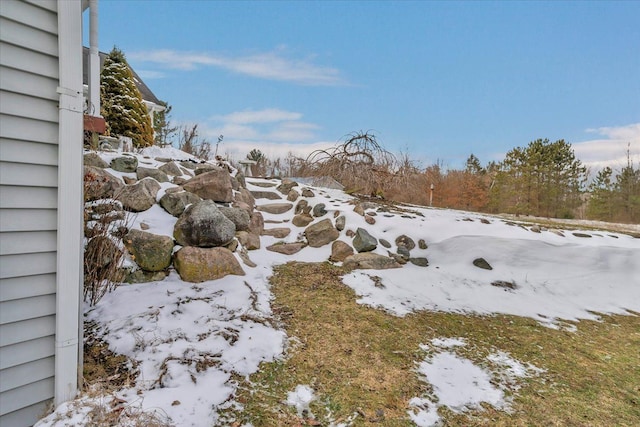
[37,147,640,427]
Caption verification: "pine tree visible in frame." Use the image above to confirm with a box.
[153,101,177,146]
[489,139,586,217]
[586,167,615,220]
[100,47,154,148]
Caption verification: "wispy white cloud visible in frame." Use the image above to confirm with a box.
[129,48,346,86]
[198,108,334,160]
[213,108,303,124]
[574,123,640,173]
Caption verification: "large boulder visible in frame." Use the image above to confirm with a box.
[343,253,401,270]
[84,166,124,201]
[158,161,183,177]
[110,155,138,172]
[305,218,339,248]
[159,191,202,217]
[137,167,169,183]
[182,168,233,203]
[123,229,174,272]
[173,200,236,247]
[236,231,261,250]
[118,178,160,212]
[292,214,314,227]
[84,152,109,168]
[353,228,377,253]
[234,188,256,210]
[329,240,354,262]
[218,206,251,232]
[249,211,265,235]
[173,246,245,282]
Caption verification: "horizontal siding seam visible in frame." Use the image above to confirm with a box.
[0,14,58,38]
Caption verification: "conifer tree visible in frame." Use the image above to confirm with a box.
[100,47,154,148]
[489,139,586,217]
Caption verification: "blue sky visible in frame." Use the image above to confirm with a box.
[89,0,640,170]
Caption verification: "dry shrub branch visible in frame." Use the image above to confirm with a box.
[83,170,129,306]
[305,131,397,196]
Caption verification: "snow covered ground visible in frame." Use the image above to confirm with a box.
[36,147,640,426]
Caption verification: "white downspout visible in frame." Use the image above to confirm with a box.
[88,0,100,117]
[55,0,84,405]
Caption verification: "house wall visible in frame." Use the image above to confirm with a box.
[0,1,61,425]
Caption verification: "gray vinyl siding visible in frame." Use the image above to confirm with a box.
[0,1,60,425]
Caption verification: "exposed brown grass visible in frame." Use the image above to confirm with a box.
[227,262,640,426]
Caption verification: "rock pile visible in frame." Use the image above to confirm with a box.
[84,150,438,287]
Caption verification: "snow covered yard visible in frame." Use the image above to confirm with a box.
[37,147,640,426]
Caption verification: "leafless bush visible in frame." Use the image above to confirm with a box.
[305,131,397,196]
[177,124,211,160]
[84,171,129,306]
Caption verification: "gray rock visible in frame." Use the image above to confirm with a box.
[301,188,315,197]
[409,257,429,267]
[379,239,391,249]
[194,164,218,175]
[118,178,160,212]
[473,258,493,270]
[396,245,410,260]
[110,155,138,172]
[137,166,169,183]
[343,253,401,270]
[182,168,234,203]
[256,202,293,214]
[573,232,592,238]
[235,172,246,189]
[158,162,183,177]
[329,240,354,262]
[218,206,251,231]
[491,280,517,290]
[335,215,346,231]
[159,191,202,217]
[84,152,109,168]
[418,239,428,250]
[173,246,245,282]
[295,199,309,215]
[395,235,416,250]
[179,160,198,170]
[305,218,340,248]
[313,203,328,217]
[173,200,236,247]
[84,166,124,201]
[353,227,377,253]
[125,269,167,284]
[123,229,174,272]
